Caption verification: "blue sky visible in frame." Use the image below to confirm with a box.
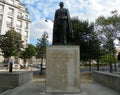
[20,0,120,45]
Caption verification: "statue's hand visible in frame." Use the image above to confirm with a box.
[62,16,67,19]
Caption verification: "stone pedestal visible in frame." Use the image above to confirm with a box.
[46,45,80,93]
[0,71,33,91]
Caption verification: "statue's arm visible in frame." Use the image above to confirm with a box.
[66,9,74,39]
[66,9,70,20]
[53,10,58,31]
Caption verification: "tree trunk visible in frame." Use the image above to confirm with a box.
[24,59,27,69]
[114,63,117,72]
[6,57,10,70]
[89,60,91,71]
[110,62,112,73]
[113,54,117,72]
[109,53,113,73]
[40,58,43,76]
[97,59,100,71]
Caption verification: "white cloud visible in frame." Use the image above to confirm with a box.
[20,0,120,45]
[20,0,39,5]
[30,20,53,44]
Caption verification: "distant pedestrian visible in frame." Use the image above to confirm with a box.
[9,61,13,72]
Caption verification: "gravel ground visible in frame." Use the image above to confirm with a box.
[0,81,119,95]
[0,72,120,95]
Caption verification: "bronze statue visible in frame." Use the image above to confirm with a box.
[53,2,73,45]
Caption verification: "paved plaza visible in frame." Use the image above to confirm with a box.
[0,80,119,95]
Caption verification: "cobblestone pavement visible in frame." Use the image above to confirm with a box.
[0,81,119,95]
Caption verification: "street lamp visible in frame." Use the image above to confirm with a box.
[45,18,54,22]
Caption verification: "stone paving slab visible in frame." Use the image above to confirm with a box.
[0,82,119,95]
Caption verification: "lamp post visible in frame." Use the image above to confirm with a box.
[39,32,48,75]
[45,18,54,22]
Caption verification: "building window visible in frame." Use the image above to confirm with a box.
[24,39,28,45]
[0,15,2,32]
[17,20,22,28]
[0,15,2,29]
[24,31,28,38]
[7,17,13,26]
[0,4,4,13]
[18,12,22,18]
[0,0,4,2]
[0,4,4,10]
[0,15,2,21]
[14,0,19,6]
[8,8,14,16]
[25,15,28,19]
[7,27,11,31]
[8,0,14,5]
[25,22,28,29]
[16,29,21,34]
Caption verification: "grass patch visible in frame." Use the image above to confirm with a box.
[80,72,93,83]
[33,75,46,78]
[32,72,93,83]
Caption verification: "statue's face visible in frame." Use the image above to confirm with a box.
[59,2,64,7]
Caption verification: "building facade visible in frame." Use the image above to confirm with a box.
[0,0,30,47]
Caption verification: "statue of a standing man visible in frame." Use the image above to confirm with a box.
[53,2,73,45]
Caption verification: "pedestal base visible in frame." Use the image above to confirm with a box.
[46,45,80,93]
[0,71,33,91]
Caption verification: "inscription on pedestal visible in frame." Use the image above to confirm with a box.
[46,45,80,93]
[51,51,73,63]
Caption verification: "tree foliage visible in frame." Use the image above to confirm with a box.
[71,17,101,61]
[36,32,48,59]
[36,32,48,75]
[100,53,118,64]
[95,10,120,72]
[95,10,120,55]
[20,44,36,60]
[0,28,23,57]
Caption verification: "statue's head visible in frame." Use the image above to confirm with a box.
[59,2,64,7]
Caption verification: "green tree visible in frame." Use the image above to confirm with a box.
[100,53,118,66]
[36,32,48,75]
[95,10,120,72]
[20,44,36,68]
[0,28,23,69]
[71,17,101,71]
